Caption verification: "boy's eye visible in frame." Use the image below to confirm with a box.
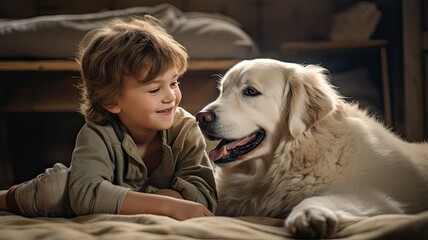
[171,81,180,88]
[148,88,160,94]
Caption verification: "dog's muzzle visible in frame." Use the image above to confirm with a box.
[196,110,266,164]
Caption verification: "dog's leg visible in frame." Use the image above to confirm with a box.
[284,189,404,238]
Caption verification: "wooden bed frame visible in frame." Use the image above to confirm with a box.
[0,59,240,72]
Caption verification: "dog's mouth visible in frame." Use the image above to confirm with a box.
[208,130,265,164]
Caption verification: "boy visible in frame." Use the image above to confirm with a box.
[0,16,217,220]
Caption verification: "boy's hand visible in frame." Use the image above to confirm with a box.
[165,198,214,220]
[120,190,214,220]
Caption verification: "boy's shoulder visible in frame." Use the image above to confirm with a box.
[172,107,198,128]
[167,107,201,140]
[82,120,116,133]
[78,119,121,144]
[175,107,196,120]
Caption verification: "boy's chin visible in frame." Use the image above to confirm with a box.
[157,120,174,130]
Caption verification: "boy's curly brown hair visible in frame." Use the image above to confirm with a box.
[76,16,188,125]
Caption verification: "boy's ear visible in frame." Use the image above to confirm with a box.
[105,103,121,114]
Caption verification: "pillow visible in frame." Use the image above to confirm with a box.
[170,15,259,59]
[0,3,259,59]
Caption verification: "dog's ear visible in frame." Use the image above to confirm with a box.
[286,65,337,138]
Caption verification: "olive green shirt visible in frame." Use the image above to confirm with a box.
[68,107,217,215]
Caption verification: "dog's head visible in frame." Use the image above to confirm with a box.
[196,58,338,166]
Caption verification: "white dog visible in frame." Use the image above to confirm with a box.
[196,58,428,238]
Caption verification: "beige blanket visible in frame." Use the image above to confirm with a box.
[1,211,428,239]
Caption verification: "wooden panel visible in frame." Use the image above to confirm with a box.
[0,118,14,188]
[424,0,428,138]
[402,0,425,141]
[425,53,428,138]
[0,76,80,112]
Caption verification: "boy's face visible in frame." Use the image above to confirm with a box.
[108,67,182,133]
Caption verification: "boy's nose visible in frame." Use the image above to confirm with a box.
[163,89,177,103]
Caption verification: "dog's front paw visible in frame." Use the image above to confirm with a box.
[284,205,338,238]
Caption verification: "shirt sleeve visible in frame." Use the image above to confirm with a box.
[171,118,218,212]
[68,124,130,215]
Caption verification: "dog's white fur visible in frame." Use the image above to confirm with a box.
[199,58,428,238]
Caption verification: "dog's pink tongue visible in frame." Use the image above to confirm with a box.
[208,135,255,161]
[209,146,228,162]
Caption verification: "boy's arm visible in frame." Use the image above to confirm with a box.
[69,124,128,215]
[154,188,183,199]
[120,191,213,220]
[171,121,218,212]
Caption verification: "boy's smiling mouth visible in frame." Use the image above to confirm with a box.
[156,107,174,114]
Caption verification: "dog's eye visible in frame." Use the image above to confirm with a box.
[243,87,261,96]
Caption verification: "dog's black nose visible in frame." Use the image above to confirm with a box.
[196,110,215,129]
